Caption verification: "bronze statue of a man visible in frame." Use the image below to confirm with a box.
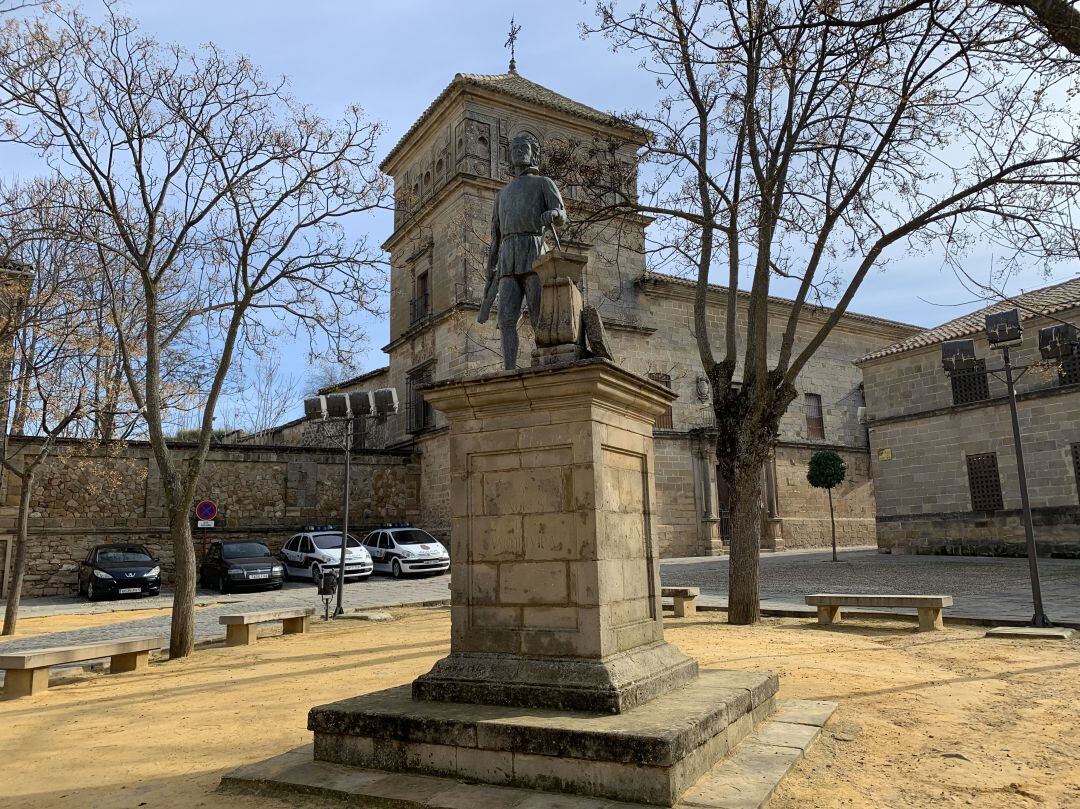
[478,133,567,370]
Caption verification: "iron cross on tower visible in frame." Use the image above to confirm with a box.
[505,16,521,72]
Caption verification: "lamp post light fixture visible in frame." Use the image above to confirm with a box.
[303,387,399,617]
[942,308,1052,627]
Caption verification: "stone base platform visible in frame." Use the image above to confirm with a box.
[220,698,836,809]
[412,641,699,713]
[305,670,776,806]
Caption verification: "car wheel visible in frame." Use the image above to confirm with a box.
[280,563,291,582]
[218,572,230,595]
[310,562,322,585]
[86,579,98,601]
[391,559,403,579]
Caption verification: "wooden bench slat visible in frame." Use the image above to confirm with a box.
[804,594,953,608]
[218,608,314,625]
[0,636,162,670]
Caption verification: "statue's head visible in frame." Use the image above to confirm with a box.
[509,134,540,173]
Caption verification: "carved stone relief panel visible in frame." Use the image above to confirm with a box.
[463,118,492,177]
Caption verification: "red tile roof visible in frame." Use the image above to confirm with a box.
[858,276,1080,363]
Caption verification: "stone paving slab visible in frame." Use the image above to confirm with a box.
[985,626,1076,639]
[221,698,835,808]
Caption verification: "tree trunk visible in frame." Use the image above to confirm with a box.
[727,463,763,625]
[828,487,837,562]
[168,516,196,658]
[2,468,34,636]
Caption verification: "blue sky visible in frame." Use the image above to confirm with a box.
[4,1,1076,420]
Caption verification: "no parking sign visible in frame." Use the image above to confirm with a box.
[195,499,217,528]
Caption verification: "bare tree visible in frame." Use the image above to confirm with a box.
[574,1,1080,622]
[221,356,300,439]
[820,0,1080,56]
[0,180,99,635]
[0,5,389,655]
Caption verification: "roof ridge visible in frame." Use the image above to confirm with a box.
[858,275,1080,363]
[382,70,641,170]
[638,271,923,331]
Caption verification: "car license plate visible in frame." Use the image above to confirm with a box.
[118,587,141,594]
[248,573,269,579]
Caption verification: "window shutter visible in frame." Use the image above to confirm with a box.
[966,453,1004,511]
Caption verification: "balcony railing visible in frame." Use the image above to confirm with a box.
[410,292,430,324]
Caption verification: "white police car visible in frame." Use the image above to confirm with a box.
[362,524,449,578]
[279,528,374,583]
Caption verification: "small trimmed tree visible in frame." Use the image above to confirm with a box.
[807,451,847,562]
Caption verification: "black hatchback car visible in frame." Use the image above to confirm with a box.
[79,543,162,601]
[199,540,284,593]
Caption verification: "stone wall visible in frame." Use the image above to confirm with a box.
[773,445,878,549]
[862,307,1080,556]
[416,429,452,543]
[652,435,703,558]
[0,438,420,598]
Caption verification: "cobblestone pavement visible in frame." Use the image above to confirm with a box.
[0,573,451,655]
[4,548,1078,657]
[662,548,1080,625]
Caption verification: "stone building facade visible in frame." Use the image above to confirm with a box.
[324,69,919,557]
[859,278,1080,557]
[0,437,420,598]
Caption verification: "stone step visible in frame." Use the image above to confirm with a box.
[219,698,836,808]
[677,700,836,808]
[308,669,777,805]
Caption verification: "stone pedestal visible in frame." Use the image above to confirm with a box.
[762,517,785,552]
[292,360,784,807]
[412,359,697,713]
[531,250,587,367]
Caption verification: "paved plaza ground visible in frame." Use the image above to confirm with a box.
[662,547,1080,625]
[1,606,1077,808]
[2,549,1079,657]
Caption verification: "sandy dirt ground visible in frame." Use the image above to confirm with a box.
[0,607,1077,808]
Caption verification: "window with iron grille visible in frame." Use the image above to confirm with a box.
[966,452,1004,511]
[951,359,990,405]
[1072,443,1080,500]
[804,393,825,440]
[648,373,673,429]
[410,271,431,324]
[406,366,434,433]
[1059,352,1080,386]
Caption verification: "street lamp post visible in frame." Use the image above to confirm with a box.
[303,387,399,618]
[940,308,1075,628]
[998,342,1049,627]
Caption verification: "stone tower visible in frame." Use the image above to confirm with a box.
[377,69,648,535]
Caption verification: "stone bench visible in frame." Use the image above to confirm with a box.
[661,586,700,618]
[805,594,953,632]
[1,636,162,698]
[219,608,314,647]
